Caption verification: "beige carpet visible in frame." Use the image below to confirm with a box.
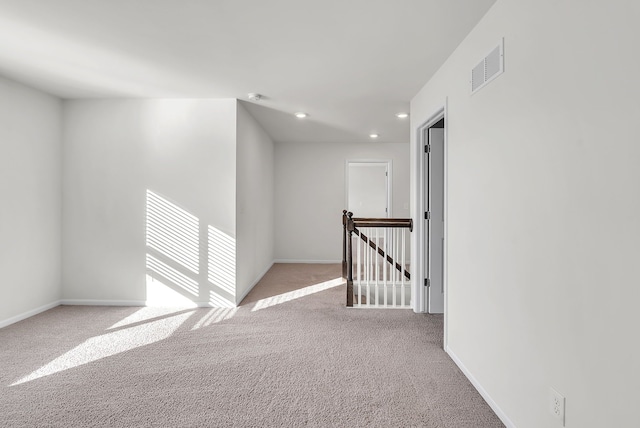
[0,264,504,427]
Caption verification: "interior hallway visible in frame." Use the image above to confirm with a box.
[0,264,503,427]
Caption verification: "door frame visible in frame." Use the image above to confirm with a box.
[413,103,448,344]
[345,159,393,218]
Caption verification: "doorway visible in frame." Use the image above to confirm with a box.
[345,160,391,218]
[424,119,445,313]
[414,109,447,318]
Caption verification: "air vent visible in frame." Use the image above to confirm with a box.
[471,38,504,94]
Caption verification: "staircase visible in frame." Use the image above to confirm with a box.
[342,211,412,308]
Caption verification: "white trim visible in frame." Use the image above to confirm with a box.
[61,299,148,306]
[62,299,227,308]
[236,261,275,304]
[345,159,393,218]
[446,346,517,428]
[443,99,449,350]
[62,262,270,309]
[0,300,61,329]
[274,259,341,264]
[413,105,447,317]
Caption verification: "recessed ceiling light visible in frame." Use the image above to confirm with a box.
[247,93,262,101]
[369,133,379,139]
[396,112,409,119]
[294,112,308,119]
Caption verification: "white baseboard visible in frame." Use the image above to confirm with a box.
[61,260,275,309]
[236,261,275,304]
[274,259,341,264]
[62,299,237,309]
[446,346,516,428]
[0,300,61,329]
[61,299,147,306]
[63,299,222,309]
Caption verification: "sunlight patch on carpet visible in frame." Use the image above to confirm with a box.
[251,277,344,312]
[191,307,238,330]
[10,311,194,386]
[108,307,189,330]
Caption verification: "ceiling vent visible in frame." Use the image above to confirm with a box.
[471,38,504,94]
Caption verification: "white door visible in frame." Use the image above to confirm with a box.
[425,128,444,313]
[347,162,389,218]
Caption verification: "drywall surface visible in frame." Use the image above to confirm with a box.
[235,103,275,303]
[410,1,640,427]
[275,142,409,262]
[0,76,61,325]
[63,99,237,306]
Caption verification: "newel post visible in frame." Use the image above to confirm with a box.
[346,211,354,307]
[342,210,348,279]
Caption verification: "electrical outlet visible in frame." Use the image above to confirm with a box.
[549,387,565,426]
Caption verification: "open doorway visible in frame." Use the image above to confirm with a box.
[425,119,445,314]
[414,108,447,320]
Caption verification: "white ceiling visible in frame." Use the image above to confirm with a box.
[0,0,496,144]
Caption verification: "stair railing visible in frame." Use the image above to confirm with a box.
[342,211,412,308]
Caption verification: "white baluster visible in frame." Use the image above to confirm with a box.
[366,228,371,307]
[356,230,361,307]
[383,227,387,308]
[375,228,379,307]
[401,228,406,307]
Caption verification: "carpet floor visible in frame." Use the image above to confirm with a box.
[0,263,504,427]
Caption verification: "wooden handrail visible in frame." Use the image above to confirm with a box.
[352,218,412,231]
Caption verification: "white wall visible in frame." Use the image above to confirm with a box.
[410,1,640,427]
[235,102,275,303]
[63,99,238,306]
[0,76,62,326]
[275,142,409,262]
